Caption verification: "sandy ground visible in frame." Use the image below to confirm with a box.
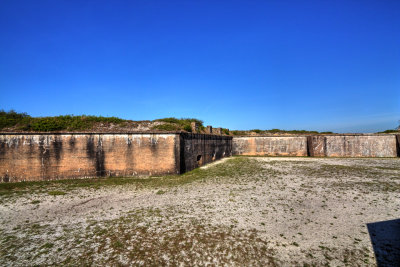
[0,157,399,266]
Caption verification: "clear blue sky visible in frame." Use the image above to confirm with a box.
[1,0,399,133]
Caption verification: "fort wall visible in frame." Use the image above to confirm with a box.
[232,136,307,156]
[308,135,397,157]
[0,133,180,182]
[0,133,398,183]
[233,135,399,158]
[0,133,233,182]
[179,133,232,173]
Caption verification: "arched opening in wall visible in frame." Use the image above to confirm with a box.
[2,174,9,183]
[196,155,203,166]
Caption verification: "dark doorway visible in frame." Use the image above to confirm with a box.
[196,155,203,166]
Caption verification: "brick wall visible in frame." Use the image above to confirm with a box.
[0,133,178,182]
[0,133,233,182]
[232,136,307,156]
[308,135,397,157]
[178,133,232,173]
[232,135,398,158]
[1,133,397,183]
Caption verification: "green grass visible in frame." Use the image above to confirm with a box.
[40,242,54,249]
[377,129,399,134]
[1,157,397,197]
[265,129,320,134]
[222,128,230,135]
[0,110,208,133]
[48,191,66,196]
[152,117,205,132]
[1,207,276,266]
[294,163,399,179]
[0,110,30,129]
[231,128,334,135]
[0,157,388,266]
[231,130,247,135]
[0,110,126,131]
[151,123,180,131]
[0,157,265,196]
[291,162,400,192]
[154,117,203,126]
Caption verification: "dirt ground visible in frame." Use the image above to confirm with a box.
[0,157,399,266]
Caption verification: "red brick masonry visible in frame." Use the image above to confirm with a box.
[0,133,232,182]
[1,133,398,183]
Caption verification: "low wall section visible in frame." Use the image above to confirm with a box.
[233,136,307,156]
[179,133,232,173]
[0,133,233,182]
[233,135,399,158]
[308,135,397,157]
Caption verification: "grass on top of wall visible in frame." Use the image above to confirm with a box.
[152,117,205,132]
[0,110,125,132]
[230,129,333,135]
[377,129,399,134]
[0,110,207,133]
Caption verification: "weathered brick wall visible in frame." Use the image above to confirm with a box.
[1,133,397,182]
[179,133,232,173]
[233,135,399,158]
[0,133,179,182]
[232,136,308,156]
[309,135,397,157]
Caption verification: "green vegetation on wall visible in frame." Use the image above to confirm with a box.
[0,110,125,132]
[377,129,399,134]
[152,117,204,132]
[376,120,400,134]
[8,110,396,135]
[231,129,334,135]
[222,128,230,135]
[0,110,30,129]
[0,110,207,133]
[265,129,320,134]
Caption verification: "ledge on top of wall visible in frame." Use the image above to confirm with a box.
[0,131,232,136]
[0,131,187,135]
[232,133,399,137]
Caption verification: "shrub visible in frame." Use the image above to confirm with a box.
[24,115,125,132]
[0,110,31,129]
[154,117,204,132]
[30,117,65,131]
[154,117,181,124]
[0,110,126,131]
[231,130,246,135]
[222,128,230,135]
[152,124,179,131]
[378,129,398,134]
[264,129,321,134]
[183,125,192,132]
[267,129,282,133]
